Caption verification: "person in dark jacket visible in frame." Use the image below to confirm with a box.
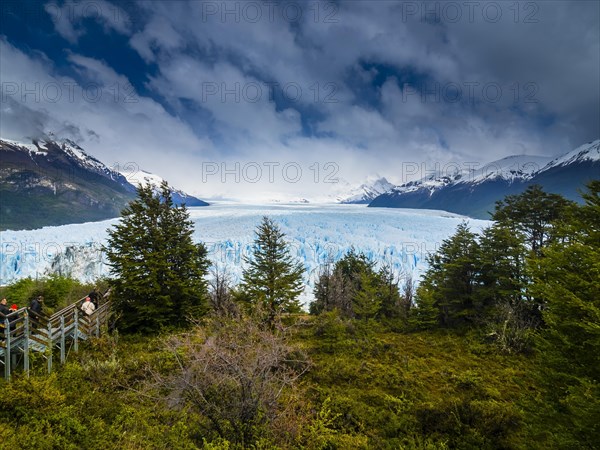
[29,296,44,329]
[0,297,9,317]
[88,287,100,308]
[0,298,7,340]
[30,296,43,315]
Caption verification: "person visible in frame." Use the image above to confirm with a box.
[81,297,96,316]
[88,286,100,308]
[0,297,9,317]
[29,295,44,330]
[30,296,43,315]
[0,298,9,339]
[8,304,18,330]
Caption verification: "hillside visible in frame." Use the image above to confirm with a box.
[0,138,208,230]
[337,176,395,204]
[0,138,136,230]
[123,169,209,207]
[0,318,582,449]
[369,140,600,218]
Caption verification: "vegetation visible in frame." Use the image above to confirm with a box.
[311,250,410,323]
[1,310,596,449]
[1,183,598,448]
[238,216,305,324]
[0,275,106,314]
[0,166,135,231]
[105,182,210,333]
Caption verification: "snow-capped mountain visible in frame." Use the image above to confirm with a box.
[390,154,554,197]
[462,155,553,184]
[255,176,395,204]
[120,168,208,207]
[370,140,600,219]
[539,140,600,170]
[0,136,207,230]
[337,176,395,204]
[2,137,133,187]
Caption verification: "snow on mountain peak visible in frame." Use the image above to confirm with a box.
[337,176,395,203]
[0,136,110,172]
[122,168,166,189]
[59,139,108,172]
[541,139,600,170]
[465,154,553,184]
[119,167,197,201]
[1,138,45,155]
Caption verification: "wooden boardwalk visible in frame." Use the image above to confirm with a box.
[1,297,111,380]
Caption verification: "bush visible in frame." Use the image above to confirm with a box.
[149,316,310,446]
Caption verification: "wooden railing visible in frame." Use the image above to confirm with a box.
[1,297,111,380]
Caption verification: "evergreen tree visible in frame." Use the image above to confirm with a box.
[532,181,600,380]
[311,250,367,318]
[410,286,439,330]
[415,222,479,327]
[377,263,404,320]
[476,224,528,312]
[311,257,335,315]
[482,186,574,337]
[105,182,209,333]
[311,250,403,320]
[332,249,376,317]
[492,185,574,255]
[240,217,304,323]
[352,270,382,320]
[530,181,600,445]
[475,224,539,350]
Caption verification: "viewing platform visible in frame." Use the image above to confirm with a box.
[1,297,111,380]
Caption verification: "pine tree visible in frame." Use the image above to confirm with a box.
[311,257,334,315]
[240,217,304,323]
[377,263,403,320]
[476,224,528,311]
[492,185,574,255]
[532,180,600,380]
[410,286,439,330]
[105,182,209,333]
[352,270,382,320]
[311,250,392,319]
[530,181,600,445]
[476,223,539,351]
[415,222,479,327]
[333,249,376,317]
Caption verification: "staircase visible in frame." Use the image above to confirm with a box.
[1,297,111,380]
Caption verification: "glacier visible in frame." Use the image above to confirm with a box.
[0,203,491,305]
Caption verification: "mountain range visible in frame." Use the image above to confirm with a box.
[369,140,600,218]
[0,137,207,231]
[336,176,395,204]
[121,168,208,208]
[2,135,597,229]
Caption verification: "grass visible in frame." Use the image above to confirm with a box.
[0,315,584,449]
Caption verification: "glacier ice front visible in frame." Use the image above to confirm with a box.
[0,203,490,304]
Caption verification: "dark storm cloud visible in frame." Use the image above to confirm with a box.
[126,1,599,157]
[0,0,598,200]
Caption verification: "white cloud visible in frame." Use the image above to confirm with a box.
[44,0,132,43]
[0,38,215,195]
[2,1,597,201]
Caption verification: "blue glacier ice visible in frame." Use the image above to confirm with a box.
[0,203,491,305]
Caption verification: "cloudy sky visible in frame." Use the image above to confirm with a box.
[1,0,598,200]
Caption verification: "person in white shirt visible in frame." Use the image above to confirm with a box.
[81,297,96,316]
